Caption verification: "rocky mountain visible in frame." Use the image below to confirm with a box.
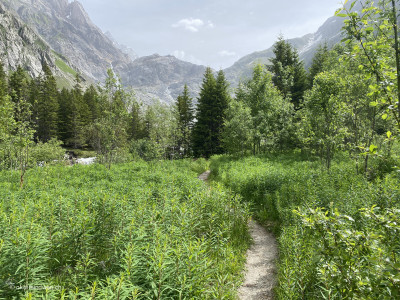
[0,2,78,87]
[224,1,379,86]
[0,0,379,104]
[104,31,138,62]
[0,0,206,104]
[224,13,345,85]
[1,0,131,82]
[123,54,206,103]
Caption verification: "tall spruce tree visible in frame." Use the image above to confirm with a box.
[0,61,7,99]
[308,43,330,87]
[175,84,194,156]
[34,64,59,142]
[128,100,145,141]
[268,35,307,109]
[192,68,229,157]
[9,66,30,106]
[83,84,101,123]
[57,88,72,143]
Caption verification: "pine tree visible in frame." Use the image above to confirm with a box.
[68,75,90,147]
[57,87,73,143]
[34,64,59,142]
[268,35,307,109]
[175,84,194,156]
[83,84,100,123]
[213,70,230,152]
[9,66,29,105]
[0,61,8,99]
[129,100,145,140]
[308,43,330,87]
[192,68,229,157]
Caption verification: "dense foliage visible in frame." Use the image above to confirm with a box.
[0,160,250,299]
[192,68,230,158]
[1,0,400,298]
[210,153,400,299]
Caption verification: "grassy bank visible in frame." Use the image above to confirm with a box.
[0,160,250,299]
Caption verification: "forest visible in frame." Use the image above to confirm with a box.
[0,0,400,299]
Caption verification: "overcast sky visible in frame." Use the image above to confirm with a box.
[77,0,343,69]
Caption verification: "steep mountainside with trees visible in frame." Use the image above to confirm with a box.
[224,2,356,86]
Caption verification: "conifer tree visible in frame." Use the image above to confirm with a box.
[129,100,145,140]
[57,87,73,143]
[268,35,307,109]
[175,84,194,156]
[0,61,8,98]
[9,66,30,106]
[308,43,330,87]
[83,84,100,123]
[214,70,230,152]
[68,75,90,147]
[34,64,59,142]
[192,68,229,157]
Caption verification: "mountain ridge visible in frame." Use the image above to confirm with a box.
[0,2,79,87]
[0,0,360,103]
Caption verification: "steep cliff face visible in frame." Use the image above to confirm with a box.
[0,2,77,87]
[122,54,206,104]
[2,0,131,82]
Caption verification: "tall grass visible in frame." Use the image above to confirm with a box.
[0,160,250,299]
[210,153,400,299]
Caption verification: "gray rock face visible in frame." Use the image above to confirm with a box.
[121,54,206,104]
[0,2,76,85]
[1,0,207,104]
[2,0,131,82]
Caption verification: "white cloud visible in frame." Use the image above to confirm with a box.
[172,50,186,60]
[218,50,236,57]
[172,50,203,65]
[172,18,214,32]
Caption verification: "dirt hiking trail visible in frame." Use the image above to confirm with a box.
[198,170,278,300]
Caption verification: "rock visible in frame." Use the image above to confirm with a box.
[0,2,76,84]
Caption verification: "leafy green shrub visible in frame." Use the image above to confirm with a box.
[29,138,66,166]
[130,139,163,161]
[297,206,400,299]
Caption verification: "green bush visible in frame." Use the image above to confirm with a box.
[29,138,66,166]
[129,139,163,161]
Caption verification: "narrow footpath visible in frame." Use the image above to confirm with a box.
[198,171,277,300]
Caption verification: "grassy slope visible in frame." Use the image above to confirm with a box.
[0,160,250,299]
